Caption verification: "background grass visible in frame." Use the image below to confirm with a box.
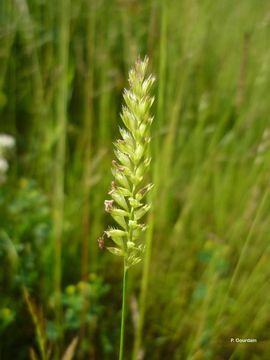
[1,0,270,359]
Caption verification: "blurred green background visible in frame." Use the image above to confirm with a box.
[1,0,270,359]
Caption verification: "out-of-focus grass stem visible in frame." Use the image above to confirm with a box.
[53,0,70,349]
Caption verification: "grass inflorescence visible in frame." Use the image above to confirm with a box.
[100,56,155,360]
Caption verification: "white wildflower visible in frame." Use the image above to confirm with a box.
[0,134,15,149]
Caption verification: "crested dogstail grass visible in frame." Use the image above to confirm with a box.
[99,56,155,360]
[100,57,155,270]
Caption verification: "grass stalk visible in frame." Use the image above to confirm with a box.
[53,0,70,348]
[81,0,95,279]
[0,1,15,91]
[22,287,47,360]
[119,263,128,360]
[215,186,269,326]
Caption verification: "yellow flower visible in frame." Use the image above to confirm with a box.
[65,285,76,295]
[77,281,88,292]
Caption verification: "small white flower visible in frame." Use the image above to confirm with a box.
[0,134,15,149]
[0,157,8,173]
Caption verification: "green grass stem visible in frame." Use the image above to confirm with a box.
[119,264,128,360]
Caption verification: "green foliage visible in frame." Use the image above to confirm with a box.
[47,276,109,345]
[0,179,51,287]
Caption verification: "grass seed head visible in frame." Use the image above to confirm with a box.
[101,56,155,269]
